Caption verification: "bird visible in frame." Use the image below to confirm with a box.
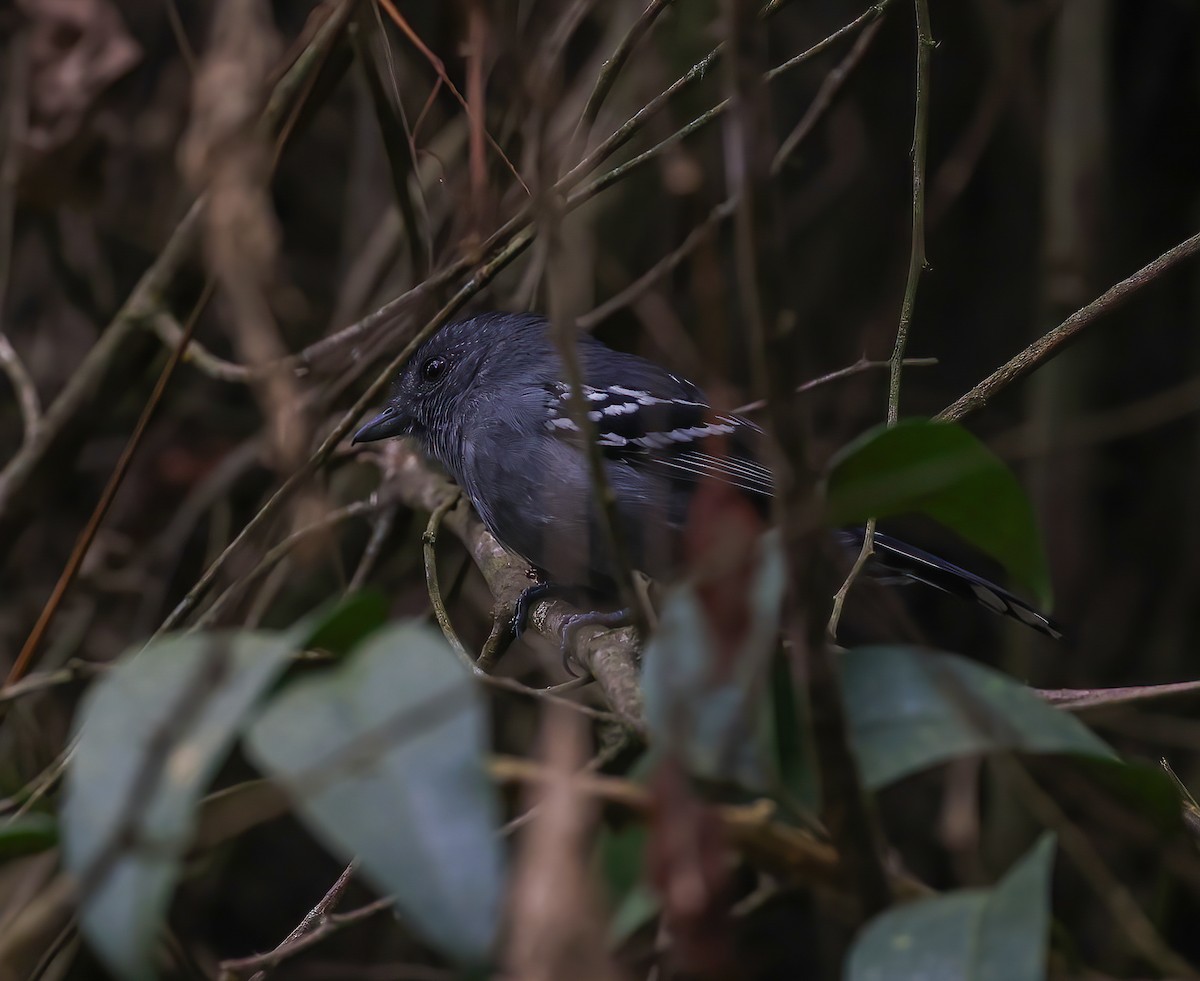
[352,311,1062,648]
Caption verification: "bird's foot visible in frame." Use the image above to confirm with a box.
[560,608,634,676]
[511,581,561,639]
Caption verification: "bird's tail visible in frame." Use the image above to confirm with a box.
[839,528,1064,641]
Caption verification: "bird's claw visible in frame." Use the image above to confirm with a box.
[558,608,634,676]
[511,581,557,639]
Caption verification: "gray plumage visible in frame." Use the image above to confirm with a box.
[353,311,1061,640]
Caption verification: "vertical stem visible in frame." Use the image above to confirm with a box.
[888,0,934,425]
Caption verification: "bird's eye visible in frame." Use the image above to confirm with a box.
[421,357,448,383]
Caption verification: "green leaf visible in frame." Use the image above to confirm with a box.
[642,531,786,790]
[842,646,1114,789]
[62,632,297,981]
[302,589,388,656]
[768,644,819,812]
[847,833,1057,981]
[825,419,1052,606]
[596,824,660,944]
[244,621,503,965]
[0,812,58,861]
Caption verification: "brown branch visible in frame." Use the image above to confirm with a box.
[381,445,647,732]
[220,896,394,979]
[939,230,1200,422]
[489,755,927,898]
[1038,681,1200,711]
[242,862,357,981]
[423,492,476,673]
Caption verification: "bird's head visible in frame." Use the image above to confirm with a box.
[352,311,549,452]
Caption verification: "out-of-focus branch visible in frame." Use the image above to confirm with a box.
[5,282,213,687]
[490,754,928,899]
[180,0,305,475]
[0,33,33,444]
[722,0,892,923]
[0,334,39,443]
[0,1,353,526]
[158,225,536,634]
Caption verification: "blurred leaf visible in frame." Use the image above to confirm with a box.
[302,589,388,657]
[193,779,292,852]
[825,419,1052,606]
[597,824,660,944]
[245,621,503,965]
[62,631,297,981]
[0,812,57,861]
[847,833,1056,981]
[1082,758,1183,831]
[642,531,785,790]
[612,883,662,946]
[842,647,1114,789]
[768,644,819,812]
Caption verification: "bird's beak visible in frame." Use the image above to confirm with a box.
[352,405,408,444]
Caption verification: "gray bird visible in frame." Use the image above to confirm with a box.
[353,311,1061,643]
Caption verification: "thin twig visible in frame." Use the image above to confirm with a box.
[0,334,39,442]
[828,0,933,641]
[564,4,887,217]
[888,0,933,425]
[348,503,399,593]
[193,498,380,629]
[733,356,938,414]
[940,229,1200,422]
[423,492,478,673]
[567,0,677,160]
[722,0,892,918]
[771,6,889,174]
[375,0,529,195]
[579,197,739,331]
[990,754,1196,977]
[244,862,357,981]
[5,281,215,687]
[220,897,395,979]
[0,659,109,707]
[482,674,622,725]
[157,225,535,636]
[1037,680,1200,711]
[0,2,351,544]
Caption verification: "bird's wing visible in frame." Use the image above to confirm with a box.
[538,350,1060,641]
[540,378,774,499]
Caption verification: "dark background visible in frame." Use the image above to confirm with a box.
[3,0,1200,977]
